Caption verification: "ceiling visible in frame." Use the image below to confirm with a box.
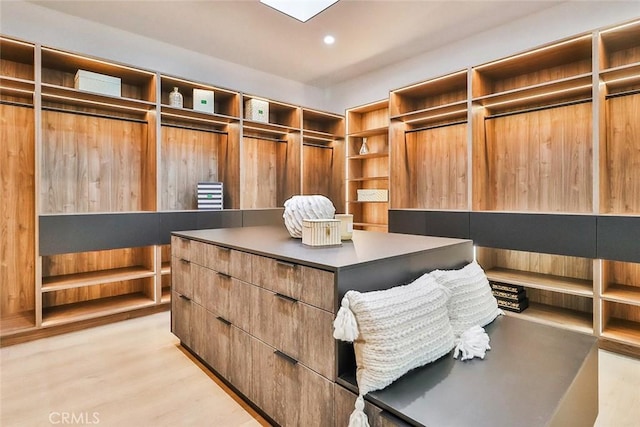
[30,0,566,88]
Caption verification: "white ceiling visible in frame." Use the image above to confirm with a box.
[30,0,566,88]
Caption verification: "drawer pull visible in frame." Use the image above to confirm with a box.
[216,316,231,326]
[274,350,298,365]
[276,260,296,269]
[178,294,191,301]
[217,272,232,279]
[180,258,190,264]
[275,292,298,303]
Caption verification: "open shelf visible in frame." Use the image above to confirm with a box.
[42,266,156,292]
[42,293,155,327]
[600,19,640,71]
[41,83,156,113]
[161,262,171,276]
[347,152,389,160]
[0,37,35,82]
[602,300,640,346]
[503,302,593,335]
[347,176,388,182]
[1,311,36,335]
[486,267,593,297]
[392,101,468,127]
[161,287,171,304]
[243,95,300,129]
[160,75,240,118]
[302,108,344,137]
[347,126,388,138]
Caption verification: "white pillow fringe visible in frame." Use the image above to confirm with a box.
[333,296,359,342]
[453,325,491,361]
[348,395,370,427]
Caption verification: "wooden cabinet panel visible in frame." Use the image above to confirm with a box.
[171,256,192,299]
[171,235,191,261]
[228,325,253,399]
[253,287,335,380]
[252,255,334,311]
[171,291,192,347]
[252,337,334,427]
[193,243,252,282]
[201,309,232,380]
[334,384,407,427]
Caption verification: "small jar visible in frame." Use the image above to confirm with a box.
[169,87,183,108]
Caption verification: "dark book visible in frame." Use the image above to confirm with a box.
[492,289,527,301]
[490,281,525,294]
[496,296,529,313]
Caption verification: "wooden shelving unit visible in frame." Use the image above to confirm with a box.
[160,75,241,210]
[472,34,594,213]
[241,96,301,209]
[302,108,345,213]
[346,100,389,231]
[389,70,469,210]
[0,36,36,335]
[477,247,594,334]
[600,260,640,346]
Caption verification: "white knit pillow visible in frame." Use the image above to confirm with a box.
[430,261,502,337]
[334,273,454,396]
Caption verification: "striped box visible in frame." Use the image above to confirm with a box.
[357,189,388,202]
[197,182,223,210]
[302,219,341,247]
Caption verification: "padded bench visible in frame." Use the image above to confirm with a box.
[336,316,598,427]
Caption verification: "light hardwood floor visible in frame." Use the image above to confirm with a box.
[1,312,639,426]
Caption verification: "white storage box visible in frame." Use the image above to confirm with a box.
[193,89,214,113]
[74,70,121,97]
[357,189,388,202]
[302,219,341,247]
[197,182,223,210]
[244,98,269,123]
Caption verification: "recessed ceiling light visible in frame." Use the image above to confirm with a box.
[324,35,335,45]
[260,0,339,23]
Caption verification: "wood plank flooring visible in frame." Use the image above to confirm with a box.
[2,311,639,426]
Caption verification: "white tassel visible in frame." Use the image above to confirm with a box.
[333,296,359,341]
[348,395,370,427]
[453,325,491,361]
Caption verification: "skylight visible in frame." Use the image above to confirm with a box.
[260,0,339,23]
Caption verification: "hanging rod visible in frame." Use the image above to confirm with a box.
[42,105,148,124]
[605,88,640,99]
[303,142,333,150]
[0,100,34,109]
[405,119,467,134]
[243,134,287,143]
[162,122,228,135]
[484,98,591,120]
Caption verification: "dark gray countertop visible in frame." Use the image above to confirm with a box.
[173,225,471,271]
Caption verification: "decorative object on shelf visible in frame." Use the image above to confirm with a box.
[282,195,335,238]
[333,273,455,427]
[196,182,223,210]
[302,219,341,247]
[359,137,369,155]
[74,70,121,97]
[169,87,183,108]
[357,189,388,202]
[193,88,214,113]
[334,213,353,240]
[244,97,269,122]
[430,261,503,337]
[491,282,529,312]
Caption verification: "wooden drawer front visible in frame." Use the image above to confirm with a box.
[171,235,191,261]
[334,385,409,427]
[252,338,334,427]
[171,291,192,348]
[195,307,231,380]
[228,325,253,399]
[253,287,335,380]
[193,265,256,332]
[171,255,193,298]
[252,256,335,311]
[194,243,252,282]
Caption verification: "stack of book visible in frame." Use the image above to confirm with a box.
[490,282,529,313]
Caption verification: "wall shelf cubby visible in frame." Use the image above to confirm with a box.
[159,77,241,211]
[0,36,35,105]
[477,247,594,334]
[346,100,389,231]
[600,260,640,346]
[40,246,157,326]
[599,19,640,95]
[390,70,469,211]
[241,97,301,209]
[302,108,345,213]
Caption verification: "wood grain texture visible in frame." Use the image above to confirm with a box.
[0,104,35,320]
[472,105,490,210]
[605,45,640,69]
[302,141,345,213]
[241,136,277,208]
[160,125,219,210]
[41,110,148,213]
[483,102,592,212]
[218,122,241,209]
[347,103,389,135]
[1,58,34,81]
[276,132,301,206]
[602,94,640,213]
[400,123,467,209]
[41,278,153,308]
